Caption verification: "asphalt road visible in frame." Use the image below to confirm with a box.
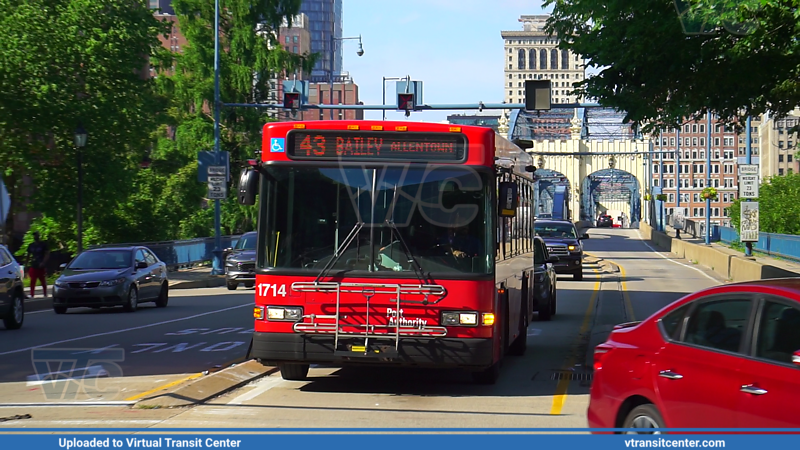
[0,287,255,392]
[0,229,725,428]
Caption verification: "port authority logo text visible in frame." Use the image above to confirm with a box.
[59,438,243,449]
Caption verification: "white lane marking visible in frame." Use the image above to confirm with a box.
[0,303,253,356]
[226,375,286,405]
[636,230,720,282]
[0,401,136,407]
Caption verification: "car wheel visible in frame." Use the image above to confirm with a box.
[227,282,238,291]
[3,290,24,330]
[573,270,583,281]
[155,283,168,308]
[623,404,666,434]
[123,287,138,312]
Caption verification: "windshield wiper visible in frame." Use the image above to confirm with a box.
[383,219,430,285]
[313,221,365,283]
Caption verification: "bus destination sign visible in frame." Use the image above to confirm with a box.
[286,130,467,161]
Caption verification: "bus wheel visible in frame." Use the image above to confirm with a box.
[278,363,309,381]
[471,363,500,385]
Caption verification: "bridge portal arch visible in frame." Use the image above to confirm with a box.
[582,168,642,228]
[534,169,571,219]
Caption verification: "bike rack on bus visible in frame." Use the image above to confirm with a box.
[291,281,448,358]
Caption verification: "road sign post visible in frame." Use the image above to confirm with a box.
[738,163,759,257]
[207,166,227,200]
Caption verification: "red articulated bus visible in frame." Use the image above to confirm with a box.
[237,120,545,384]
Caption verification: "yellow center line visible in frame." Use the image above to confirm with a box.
[549,268,601,415]
[618,263,636,322]
[124,373,204,401]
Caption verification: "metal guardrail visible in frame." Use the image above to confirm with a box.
[89,235,242,270]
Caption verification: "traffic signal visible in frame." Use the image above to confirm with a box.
[397,93,415,111]
[524,80,551,111]
[283,92,301,110]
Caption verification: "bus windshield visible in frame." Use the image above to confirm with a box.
[258,165,493,276]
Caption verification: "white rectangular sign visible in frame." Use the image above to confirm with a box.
[208,166,226,176]
[207,185,227,199]
[740,202,759,242]
[207,176,226,184]
[738,164,759,175]
[739,174,759,199]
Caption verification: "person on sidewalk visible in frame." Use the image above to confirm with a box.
[26,232,50,298]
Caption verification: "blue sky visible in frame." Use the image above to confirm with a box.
[341,0,552,123]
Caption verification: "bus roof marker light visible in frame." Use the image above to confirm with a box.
[347,125,359,130]
[293,124,306,129]
[395,126,408,132]
[371,125,383,131]
[449,127,462,133]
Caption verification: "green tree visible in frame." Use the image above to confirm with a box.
[729,174,800,235]
[0,0,172,252]
[141,0,316,240]
[544,0,800,132]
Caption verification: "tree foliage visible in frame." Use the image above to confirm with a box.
[729,174,800,235]
[544,0,800,132]
[139,0,316,239]
[0,0,172,252]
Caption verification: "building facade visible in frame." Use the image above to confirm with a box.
[758,109,800,178]
[650,115,761,227]
[501,15,586,106]
[300,0,342,80]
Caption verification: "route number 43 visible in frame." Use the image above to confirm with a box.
[258,283,287,297]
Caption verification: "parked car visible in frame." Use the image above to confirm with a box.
[588,277,800,432]
[0,245,24,329]
[596,215,613,228]
[532,236,558,321]
[534,219,588,280]
[224,232,256,290]
[53,246,168,314]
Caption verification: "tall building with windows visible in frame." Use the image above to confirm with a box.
[650,115,760,227]
[300,0,342,80]
[758,109,800,178]
[501,15,586,106]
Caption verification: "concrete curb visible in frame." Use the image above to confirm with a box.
[135,360,278,409]
[169,276,226,290]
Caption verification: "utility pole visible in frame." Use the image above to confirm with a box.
[210,0,223,275]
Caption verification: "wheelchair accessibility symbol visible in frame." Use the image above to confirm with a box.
[270,138,285,153]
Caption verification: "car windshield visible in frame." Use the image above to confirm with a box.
[258,165,494,275]
[535,223,577,239]
[69,250,132,270]
[236,234,257,250]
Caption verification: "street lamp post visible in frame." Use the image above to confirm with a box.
[328,34,363,121]
[74,123,88,254]
[382,76,404,120]
[210,0,223,275]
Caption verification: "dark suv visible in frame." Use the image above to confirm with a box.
[534,219,588,280]
[0,245,25,329]
[533,236,558,321]
[224,232,257,290]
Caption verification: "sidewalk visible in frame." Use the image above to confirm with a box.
[658,225,800,278]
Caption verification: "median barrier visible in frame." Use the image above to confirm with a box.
[639,222,800,282]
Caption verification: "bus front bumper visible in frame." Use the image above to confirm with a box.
[251,332,494,369]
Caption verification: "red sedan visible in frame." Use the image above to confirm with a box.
[588,278,800,432]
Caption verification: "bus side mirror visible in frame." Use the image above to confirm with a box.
[498,182,518,217]
[238,167,259,206]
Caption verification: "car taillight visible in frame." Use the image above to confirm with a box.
[593,343,614,371]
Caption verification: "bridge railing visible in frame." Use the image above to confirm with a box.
[664,214,800,263]
[89,235,243,270]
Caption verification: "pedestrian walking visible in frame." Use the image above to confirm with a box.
[26,231,49,298]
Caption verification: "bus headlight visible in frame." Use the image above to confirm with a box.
[266,306,303,321]
[441,311,478,326]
